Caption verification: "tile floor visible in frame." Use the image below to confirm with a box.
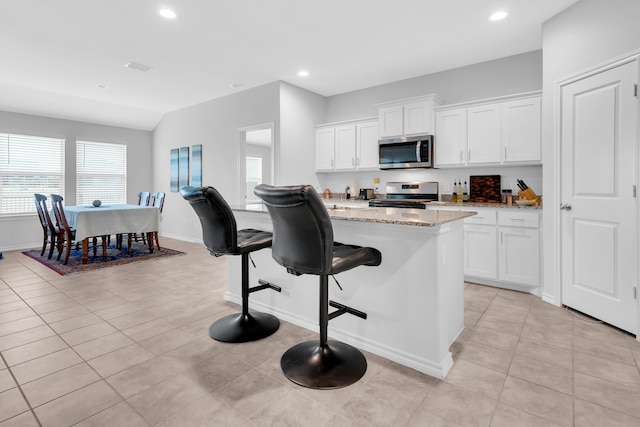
[1,238,640,426]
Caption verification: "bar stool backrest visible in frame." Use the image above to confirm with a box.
[180,186,237,254]
[254,184,334,276]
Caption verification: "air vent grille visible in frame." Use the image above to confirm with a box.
[124,62,153,72]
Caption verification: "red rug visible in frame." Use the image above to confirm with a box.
[22,242,184,275]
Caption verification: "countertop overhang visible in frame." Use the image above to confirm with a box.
[232,203,476,227]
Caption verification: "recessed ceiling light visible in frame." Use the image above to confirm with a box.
[230,83,244,89]
[159,8,177,19]
[298,70,309,77]
[489,11,508,21]
[96,84,109,90]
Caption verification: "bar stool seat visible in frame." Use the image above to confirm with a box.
[254,184,381,389]
[181,185,281,343]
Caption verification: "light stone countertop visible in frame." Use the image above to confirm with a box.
[232,203,476,227]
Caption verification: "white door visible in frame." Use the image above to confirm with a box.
[560,59,638,334]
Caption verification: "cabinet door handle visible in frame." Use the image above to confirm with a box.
[468,149,471,162]
[504,146,507,161]
[460,149,463,162]
[352,157,355,166]
[331,159,334,168]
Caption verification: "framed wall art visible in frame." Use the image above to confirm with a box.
[179,146,190,189]
[170,148,179,192]
[191,144,202,187]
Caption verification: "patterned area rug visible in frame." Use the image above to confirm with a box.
[22,242,185,275]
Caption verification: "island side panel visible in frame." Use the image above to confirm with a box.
[228,210,465,379]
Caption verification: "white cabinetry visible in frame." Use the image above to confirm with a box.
[434,91,541,168]
[502,97,541,162]
[463,210,498,279]
[315,127,335,171]
[498,210,540,287]
[434,108,467,166]
[315,118,378,172]
[467,104,502,164]
[433,206,541,293]
[334,125,357,170]
[377,95,443,138]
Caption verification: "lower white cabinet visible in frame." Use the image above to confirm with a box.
[464,224,498,279]
[455,207,540,291]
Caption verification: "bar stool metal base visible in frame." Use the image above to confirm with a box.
[281,340,367,389]
[209,312,279,343]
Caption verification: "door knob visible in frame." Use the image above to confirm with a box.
[560,204,572,211]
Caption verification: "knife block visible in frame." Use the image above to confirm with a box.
[517,188,541,204]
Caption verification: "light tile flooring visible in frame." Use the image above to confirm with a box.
[1,238,640,426]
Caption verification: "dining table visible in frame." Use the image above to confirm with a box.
[63,204,162,264]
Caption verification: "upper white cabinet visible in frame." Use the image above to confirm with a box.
[502,97,541,162]
[355,120,379,169]
[467,103,502,164]
[434,91,541,168]
[377,95,443,138]
[315,118,379,172]
[315,127,335,171]
[434,108,467,166]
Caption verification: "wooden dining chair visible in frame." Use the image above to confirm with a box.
[49,194,77,264]
[149,192,165,249]
[34,194,60,259]
[130,191,152,245]
[50,194,107,264]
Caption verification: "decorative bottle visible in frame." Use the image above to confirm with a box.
[456,179,463,204]
[452,181,458,203]
[462,180,469,202]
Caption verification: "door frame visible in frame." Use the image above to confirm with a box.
[553,49,640,338]
[236,122,275,205]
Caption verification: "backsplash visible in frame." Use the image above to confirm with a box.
[316,165,543,202]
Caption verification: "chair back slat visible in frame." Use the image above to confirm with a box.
[151,192,165,212]
[50,194,72,235]
[138,191,151,206]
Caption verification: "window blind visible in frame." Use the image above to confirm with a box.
[76,140,127,206]
[0,133,65,215]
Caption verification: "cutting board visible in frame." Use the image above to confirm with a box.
[469,175,501,203]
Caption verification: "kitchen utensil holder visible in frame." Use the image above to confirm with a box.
[517,188,541,204]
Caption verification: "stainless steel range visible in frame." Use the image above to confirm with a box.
[368,181,438,209]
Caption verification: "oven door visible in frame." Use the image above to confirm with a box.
[378,136,432,169]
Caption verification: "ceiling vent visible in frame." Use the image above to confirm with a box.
[124,62,153,72]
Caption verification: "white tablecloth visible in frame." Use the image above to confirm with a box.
[63,204,161,241]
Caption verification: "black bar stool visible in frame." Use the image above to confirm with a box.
[181,186,281,343]
[254,184,381,389]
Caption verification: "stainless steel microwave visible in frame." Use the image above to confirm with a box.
[378,135,434,170]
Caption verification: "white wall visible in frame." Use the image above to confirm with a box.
[541,0,640,303]
[325,50,542,123]
[0,110,152,251]
[278,82,326,188]
[152,82,282,242]
[319,51,544,197]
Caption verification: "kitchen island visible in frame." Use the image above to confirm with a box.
[227,204,475,379]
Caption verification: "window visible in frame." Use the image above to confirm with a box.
[76,141,127,206]
[245,156,262,203]
[0,133,65,215]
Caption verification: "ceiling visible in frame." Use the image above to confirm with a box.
[0,0,578,131]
